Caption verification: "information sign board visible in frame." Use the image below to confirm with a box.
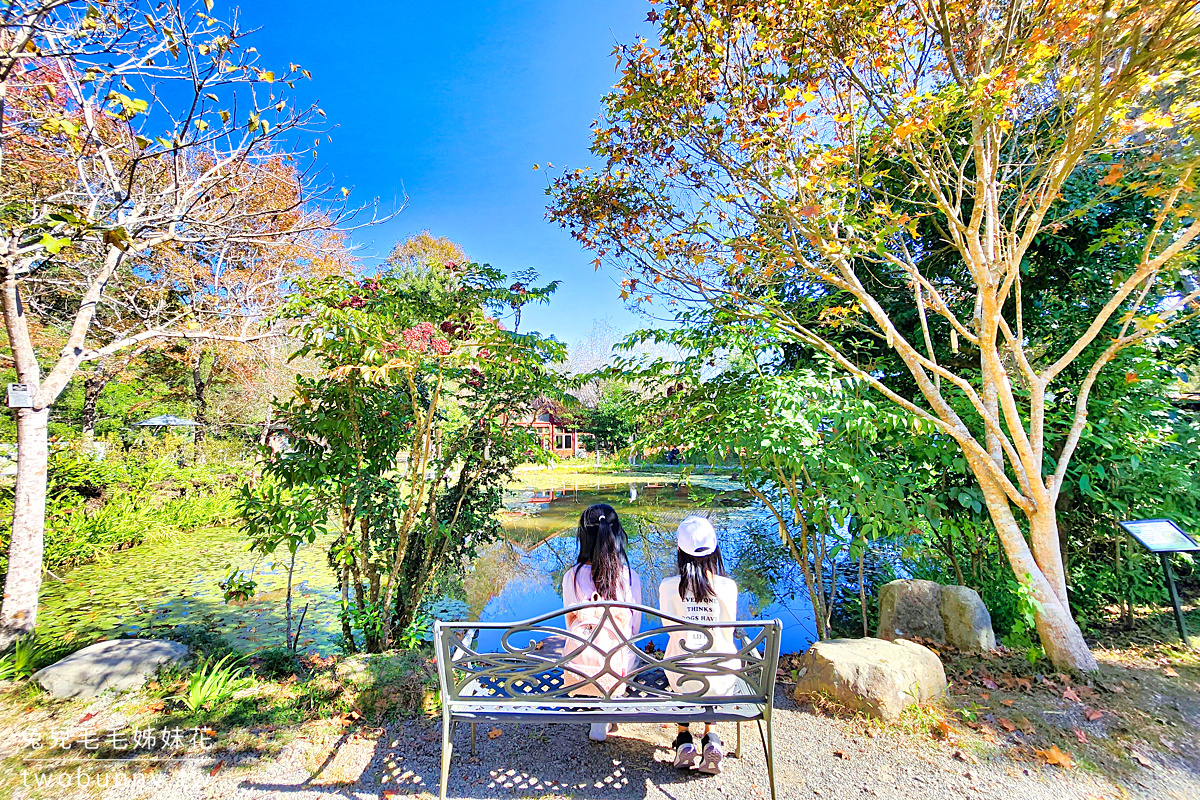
[1119,519,1200,554]
[1119,518,1197,646]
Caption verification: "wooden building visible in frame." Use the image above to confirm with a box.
[512,399,583,458]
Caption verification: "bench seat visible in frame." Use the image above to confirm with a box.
[434,602,781,800]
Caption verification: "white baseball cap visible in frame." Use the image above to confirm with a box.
[677,515,718,557]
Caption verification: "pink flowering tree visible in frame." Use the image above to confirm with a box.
[252,258,563,651]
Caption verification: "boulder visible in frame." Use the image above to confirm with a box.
[877,579,946,643]
[939,585,996,653]
[793,637,947,720]
[32,638,188,699]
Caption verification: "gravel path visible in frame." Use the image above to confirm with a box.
[18,689,1190,800]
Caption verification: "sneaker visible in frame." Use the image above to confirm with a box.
[589,722,609,742]
[699,731,724,774]
[672,730,701,769]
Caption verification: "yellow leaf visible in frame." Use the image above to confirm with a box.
[1035,745,1074,769]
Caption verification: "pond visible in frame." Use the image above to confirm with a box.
[35,475,819,655]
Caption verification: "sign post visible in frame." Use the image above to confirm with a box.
[1118,519,1200,647]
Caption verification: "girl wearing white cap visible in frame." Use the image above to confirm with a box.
[659,514,738,774]
[561,503,643,742]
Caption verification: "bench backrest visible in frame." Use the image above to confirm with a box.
[434,602,782,709]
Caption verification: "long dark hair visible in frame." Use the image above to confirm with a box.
[678,546,726,603]
[573,503,631,599]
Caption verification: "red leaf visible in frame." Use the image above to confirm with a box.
[1163,667,1179,678]
[1073,727,1087,744]
[1084,708,1103,722]
[997,717,1016,733]
[1062,688,1081,703]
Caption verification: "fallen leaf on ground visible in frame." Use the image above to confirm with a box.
[209,760,224,777]
[834,750,849,759]
[487,728,502,740]
[981,677,999,690]
[1073,727,1087,744]
[1001,699,1015,707]
[1035,745,1074,769]
[144,701,164,713]
[1084,708,1103,722]
[953,750,978,764]
[1062,688,1081,703]
[980,692,990,700]
[1130,753,1154,769]
[1017,718,1035,735]
[1163,667,1179,678]
[78,712,96,724]
[932,720,951,740]
[998,718,1016,733]
[1110,684,1125,694]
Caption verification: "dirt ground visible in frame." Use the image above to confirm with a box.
[3,634,1197,800]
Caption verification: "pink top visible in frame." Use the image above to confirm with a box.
[562,564,643,634]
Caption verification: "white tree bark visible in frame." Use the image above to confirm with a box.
[0,407,49,647]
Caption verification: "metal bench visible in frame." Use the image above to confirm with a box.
[433,602,782,800]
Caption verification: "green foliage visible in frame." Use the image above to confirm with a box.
[400,596,471,647]
[254,647,302,680]
[576,389,641,455]
[146,623,237,662]
[174,653,247,712]
[258,253,565,652]
[218,567,257,603]
[1002,576,1047,665]
[6,635,41,679]
[0,437,243,576]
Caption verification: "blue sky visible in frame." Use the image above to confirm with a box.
[236,0,652,344]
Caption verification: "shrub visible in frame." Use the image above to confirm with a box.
[254,647,302,680]
[174,653,247,712]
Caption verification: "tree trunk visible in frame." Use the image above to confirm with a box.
[192,351,208,459]
[81,362,105,446]
[0,407,50,649]
[977,470,1098,673]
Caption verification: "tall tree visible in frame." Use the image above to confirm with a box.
[0,0,350,647]
[551,0,1200,671]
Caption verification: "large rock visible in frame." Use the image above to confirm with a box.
[877,579,946,643]
[793,637,947,720]
[32,639,188,699]
[939,585,996,653]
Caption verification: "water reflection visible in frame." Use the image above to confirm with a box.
[473,481,818,654]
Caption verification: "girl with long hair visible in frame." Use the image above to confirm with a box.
[659,515,739,774]
[561,503,643,742]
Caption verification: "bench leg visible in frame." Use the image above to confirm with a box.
[756,707,777,800]
[470,722,477,756]
[439,715,454,800]
[735,721,742,758]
